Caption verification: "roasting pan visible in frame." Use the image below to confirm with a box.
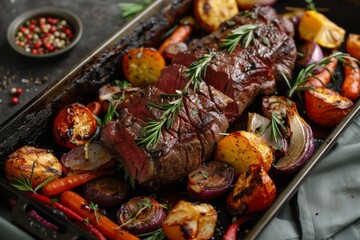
[0,0,359,239]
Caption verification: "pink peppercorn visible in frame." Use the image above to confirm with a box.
[11,97,19,105]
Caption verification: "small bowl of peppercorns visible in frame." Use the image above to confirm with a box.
[7,7,83,58]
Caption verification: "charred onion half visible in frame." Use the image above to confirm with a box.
[187,160,234,201]
[262,96,314,173]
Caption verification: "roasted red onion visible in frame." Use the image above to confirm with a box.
[117,196,165,235]
[83,177,129,208]
[262,96,314,173]
[297,41,324,73]
[187,161,234,201]
[61,141,116,176]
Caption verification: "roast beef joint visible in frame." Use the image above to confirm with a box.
[100,6,297,189]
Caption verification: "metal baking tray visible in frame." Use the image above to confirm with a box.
[0,0,359,239]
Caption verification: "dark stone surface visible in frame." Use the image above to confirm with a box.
[0,0,126,124]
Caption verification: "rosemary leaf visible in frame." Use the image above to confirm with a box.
[137,228,166,240]
[221,24,259,53]
[286,52,359,98]
[119,0,152,20]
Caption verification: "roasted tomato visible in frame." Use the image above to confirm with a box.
[122,48,166,87]
[162,200,217,240]
[53,103,98,148]
[226,165,276,215]
[5,146,62,188]
[305,88,353,127]
[187,160,234,201]
[83,177,129,208]
[117,196,165,235]
[346,33,360,61]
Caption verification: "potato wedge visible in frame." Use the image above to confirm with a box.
[226,165,276,215]
[194,0,239,32]
[5,146,62,188]
[122,47,166,87]
[162,200,217,240]
[215,131,273,176]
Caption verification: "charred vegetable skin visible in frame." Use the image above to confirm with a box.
[53,103,98,149]
[117,196,165,235]
[305,88,353,127]
[5,146,62,188]
[227,165,276,215]
[187,160,234,201]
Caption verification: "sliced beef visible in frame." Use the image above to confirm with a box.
[101,85,229,188]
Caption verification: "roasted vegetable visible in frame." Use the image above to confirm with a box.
[187,160,234,201]
[5,146,62,188]
[298,10,345,49]
[53,103,98,149]
[236,0,277,10]
[59,190,139,240]
[194,0,239,32]
[122,47,166,87]
[226,165,276,215]
[117,196,165,235]
[215,131,273,176]
[305,88,353,126]
[162,200,217,240]
[297,41,324,68]
[86,101,102,116]
[61,141,116,176]
[83,177,129,208]
[306,57,338,87]
[340,58,360,100]
[41,169,111,197]
[262,96,314,173]
[247,112,288,158]
[346,33,360,61]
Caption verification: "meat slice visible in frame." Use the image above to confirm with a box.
[101,85,229,188]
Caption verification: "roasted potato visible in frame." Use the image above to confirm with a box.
[162,200,217,240]
[226,164,276,215]
[305,88,353,126]
[5,146,62,188]
[194,0,239,32]
[122,47,166,87]
[215,131,273,176]
[236,0,277,10]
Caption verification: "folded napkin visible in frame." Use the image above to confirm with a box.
[258,113,360,240]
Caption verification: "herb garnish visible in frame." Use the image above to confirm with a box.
[283,52,359,98]
[262,112,287,143]
[137,53,216,149]
[305,0,317,11]
[221,24,259,53]
[88,202,102,224]
[11,162,58,194]
[137,228,165,240]
[119,0,153,20]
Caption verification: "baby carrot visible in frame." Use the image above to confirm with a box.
[41,170,110,197]
[341,58,360,100]
[307,58,338,87]
[59,190,139,240]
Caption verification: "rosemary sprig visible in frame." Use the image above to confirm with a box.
[119,0,153,20]
[262,112,287,142]
[221,24,259,53]
[284,52,359,98]
[138,53,215,149]
[137,228,165,240]
[185,52,216,92]
[11,162,58,194]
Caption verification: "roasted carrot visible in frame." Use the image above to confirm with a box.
[341,58,360,100]
[86,101,102,116]
[30,193,106,240]
[307,58,338,87]
[59,190,139,240]
[41,170,110,197]
[158,24,193,54]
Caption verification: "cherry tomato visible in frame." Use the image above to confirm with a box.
[53,103,98,148]
[305,88,353,127]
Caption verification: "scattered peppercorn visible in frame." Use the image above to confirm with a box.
[11,97,19,105]
[15,17,74,55]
